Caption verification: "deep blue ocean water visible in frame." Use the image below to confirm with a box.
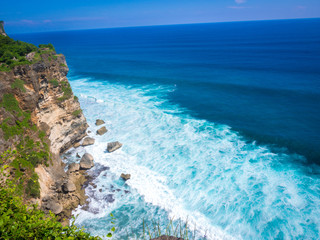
[13,18,320,239]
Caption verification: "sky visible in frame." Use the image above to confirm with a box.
[1,0,320,33]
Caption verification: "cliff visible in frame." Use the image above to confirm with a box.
[0,26,89,224]
[0,21,7,36]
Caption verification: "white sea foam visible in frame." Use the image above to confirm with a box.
[67,77,320,240]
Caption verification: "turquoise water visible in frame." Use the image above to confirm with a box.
[14,19,320,239]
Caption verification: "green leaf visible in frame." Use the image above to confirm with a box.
[111,227,116,232]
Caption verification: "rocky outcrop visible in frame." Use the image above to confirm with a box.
[41,167,88,225]
[107,141,122,152]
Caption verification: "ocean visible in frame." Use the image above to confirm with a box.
[13,18,320,239]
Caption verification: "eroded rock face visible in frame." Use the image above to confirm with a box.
[26,52,36,62]
[0,48,90,224]
[80,153,94,170]
[96,126,108,135]
[95,119,105,126]
[107,141,122,152]
[82,137,95,146]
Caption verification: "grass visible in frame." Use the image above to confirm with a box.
[72,109,82,117]
[0,161,100,239]
[49,78,59,87]
[39,43,55,52]
[0,94,51,198]
[0,34,37,71]
[11,78,26,92]
[120,217,205,240]
[0,93,22,115]
[57,81,72,102]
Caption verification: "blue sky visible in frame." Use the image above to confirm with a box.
[1,0,320,33]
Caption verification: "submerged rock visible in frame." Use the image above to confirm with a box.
[107,141,122,152]
[82,137,95,146]
[95,119,105,126]
[120,173,131,181]
[80,153,94,170]
[96,126,108,135]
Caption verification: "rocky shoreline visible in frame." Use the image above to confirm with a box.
[39,117,126,225]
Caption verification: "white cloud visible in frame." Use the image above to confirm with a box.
[235,0,246,4]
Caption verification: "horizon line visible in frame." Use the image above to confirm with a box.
[9,17,320,35]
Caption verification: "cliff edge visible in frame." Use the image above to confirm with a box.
[0,21,7,36]
[0,23,89,224]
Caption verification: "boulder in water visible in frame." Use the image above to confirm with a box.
[97,126,108,135]
[120,173,131,181]
[95,119,105,126]
[82,137,95,146]
[107,141,122,152]
[80,153,94,169]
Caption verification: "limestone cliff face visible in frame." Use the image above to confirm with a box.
[0,52,88,157]
[33,54,88,155]
[0,48,89,223]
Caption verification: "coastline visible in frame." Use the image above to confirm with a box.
[0,40,95,225]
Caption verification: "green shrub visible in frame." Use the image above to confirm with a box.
[39,43,55,52]
[0,121,23,140]
[57,81,72,102]
[11,78,26,92]
[0,178,100,239]
[49,78,59,87]
[26,173,40,198]
[0,35,37,71]
[72,109,82,117]
[0,93,22,115]
[60,63,67,67]
[74,95,79,101]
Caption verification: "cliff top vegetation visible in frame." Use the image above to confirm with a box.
[0,34,55,71]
